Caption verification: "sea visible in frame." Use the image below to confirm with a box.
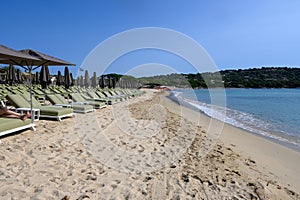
[170,88,300,150]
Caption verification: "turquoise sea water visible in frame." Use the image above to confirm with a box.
[172,88,300,148]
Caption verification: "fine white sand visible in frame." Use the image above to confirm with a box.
[0,89,299,199]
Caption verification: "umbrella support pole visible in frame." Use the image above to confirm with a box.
[29,66,34,124]
[43,89,46,105]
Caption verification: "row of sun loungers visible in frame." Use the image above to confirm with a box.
[0,84,145,137]
[7,93,75,121]
[46,94,95,113]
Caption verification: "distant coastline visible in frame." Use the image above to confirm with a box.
[138,67,300,89]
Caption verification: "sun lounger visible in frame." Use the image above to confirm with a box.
[82,91,115,105]
[101,90,125,102]
[93,90,119,104]
[0,117,35,137]
[47,94,94,113]
[6,94,75,121]
[69,93,106,109]
[122,89,145,97]
[111,90,131,99]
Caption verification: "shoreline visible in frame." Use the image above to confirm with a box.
[161,90,300,195]
[168,89,300,153]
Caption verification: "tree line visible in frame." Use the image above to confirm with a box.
[138,67,300,88]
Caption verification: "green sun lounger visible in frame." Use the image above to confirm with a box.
[83,91,115,105]
[110,90,130,99]
[122,89,145,97]
[6,94,75,121]
[69,93,106,109]
[0,117,35,137]
[101,90,125,102]
[93,90,119,104]
[47,94,94,113]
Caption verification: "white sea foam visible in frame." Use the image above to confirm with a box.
[174,93,300,148]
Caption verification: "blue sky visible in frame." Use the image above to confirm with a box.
[1,0,300,77]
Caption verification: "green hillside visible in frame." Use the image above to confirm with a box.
[138,67,300,88]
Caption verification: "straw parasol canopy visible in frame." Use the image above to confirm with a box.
[91,72,97,88]
[35,72,40,84]
[0,70,4,83]
[112,76,117,89]
[7,64,17,86]
[84,70,90,88]
[75,76,79,86]
[16,68,24,84]
[70,73,74,86]
[19,49,75,66]
[79,75,84,87]
[39,65,51,89]
[107,75,112,89]
[64,66,71,89]
[56,70,62,86]
[99,75,105,89]
[0,44,40,66]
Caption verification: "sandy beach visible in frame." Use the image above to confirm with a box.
[0,89,299,199]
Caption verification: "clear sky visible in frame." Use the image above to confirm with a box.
[1,0,300,77]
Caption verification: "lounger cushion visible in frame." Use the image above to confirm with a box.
[0,118,30,132]
[47,94,65,104]
[70,93,106,108]
[6,94,31,108]
[40,106,73,116]
[47,94,94,112]
[7,94,74,117]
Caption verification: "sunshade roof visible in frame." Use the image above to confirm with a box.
[0,44,40,65]
[20,49,75,66]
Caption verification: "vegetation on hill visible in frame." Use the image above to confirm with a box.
[1,66,299,88]
[138,67,300,88]
[138,74,190,88]
[220,67,300,88]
